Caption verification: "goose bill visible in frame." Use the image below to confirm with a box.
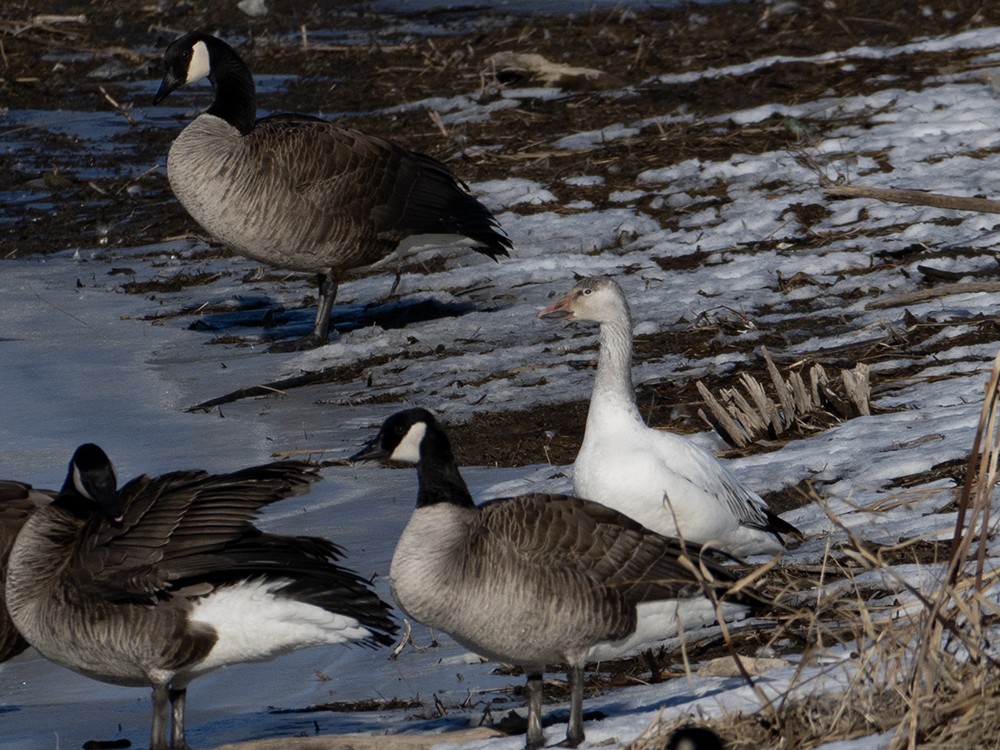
[537,294,574,319]
[349,437,387,464]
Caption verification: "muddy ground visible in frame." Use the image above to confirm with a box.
[3,0,1000,483]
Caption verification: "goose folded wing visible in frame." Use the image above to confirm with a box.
[250,120,509,258]
[243,121,405,262]
[655,438,774,531]
[476,494,735,601]
[0,482,52,559]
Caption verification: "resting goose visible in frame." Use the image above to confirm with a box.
[5,444,396,750]
[539,276,801,557]
[0,481,52,663]
[352,408,747,749]
[153,31,512,351]
[668,726,726,750]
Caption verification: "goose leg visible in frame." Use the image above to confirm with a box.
[150,685,171,750]
[170,687,189,750]
[525,671,545,749]
[310,271,339,343]
[563,665,585,747]
[269,271,339,352]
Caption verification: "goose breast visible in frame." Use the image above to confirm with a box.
[390,500,636,667]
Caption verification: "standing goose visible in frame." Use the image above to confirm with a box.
[153,31,512,351]
[539,276,801,557]
[352,408,747,750]
[0,481,52,663]
[5,444,396,750]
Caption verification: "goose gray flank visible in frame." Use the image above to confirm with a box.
[0,480,52,664]
[5,444,396,750]
[352,407,754,750]
[153,31,512,352]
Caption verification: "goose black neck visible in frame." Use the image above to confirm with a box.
[207,48,257,135]
[53,480,91,521]
[415,426,475,510]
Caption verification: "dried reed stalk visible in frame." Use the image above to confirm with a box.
[946,349,1000,588]
[697,347,871,448]
[825,184,1000,214]
[634,353,1000,748]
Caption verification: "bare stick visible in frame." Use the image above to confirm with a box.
[825,184,1000,214]
[866,281,1000,310]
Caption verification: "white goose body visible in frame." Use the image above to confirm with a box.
[540,277,800,557]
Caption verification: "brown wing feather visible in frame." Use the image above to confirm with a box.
[72,462,320,601]
[246,117,510,262]
[476,494,734,603]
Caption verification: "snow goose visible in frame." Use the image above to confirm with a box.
[5,444,396,750]
[539,276,801,557]
[153,32,511,351]
[352,407,749,749]
[0,481,52,663]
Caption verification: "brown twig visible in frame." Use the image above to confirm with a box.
[825,184,1000,214]
[865,281,1000,310]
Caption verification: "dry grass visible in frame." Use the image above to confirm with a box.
[625,350,1000,750]
[696,346,872,449]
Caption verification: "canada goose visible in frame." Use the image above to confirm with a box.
[0,481,52,663]
[539,276,801,557]
[352,408,747,749]
[667,726,725,750]
[153,31,512,351]
[5,444,396,750]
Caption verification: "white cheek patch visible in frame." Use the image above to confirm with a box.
[390,422,427,464]
[187,41,211,84]
[72,465,92,500]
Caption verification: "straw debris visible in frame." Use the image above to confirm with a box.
[629,349,1000,750]
[696,347,871,448]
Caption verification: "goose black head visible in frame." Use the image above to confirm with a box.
[153,31,257,135]
[351,408,437,465]
[60,443,123,524]
[352,408,473,510]
[153,31,219,105]
[666,726,725,750]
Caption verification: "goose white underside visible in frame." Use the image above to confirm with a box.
[367,233,494,273]
[188,578,372,676]
[585,598,749,663]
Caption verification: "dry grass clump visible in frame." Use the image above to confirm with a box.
[696,346,871,449]
[628,350,1000,749]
